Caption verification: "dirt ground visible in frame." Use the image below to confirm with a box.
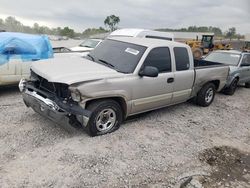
[0,85,249,188]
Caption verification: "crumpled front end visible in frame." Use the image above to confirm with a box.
[19,71,91,127]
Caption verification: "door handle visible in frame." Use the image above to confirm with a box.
[167,78,174,83]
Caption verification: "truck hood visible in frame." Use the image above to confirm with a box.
[31,56,123,85]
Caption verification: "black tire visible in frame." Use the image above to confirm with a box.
[196,83,216,107]
[85,99,122,136]
[223,78,238,95]
[245,82,250,88]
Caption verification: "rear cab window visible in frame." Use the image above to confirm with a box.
[174,47,190,71]
[142,47,172,73]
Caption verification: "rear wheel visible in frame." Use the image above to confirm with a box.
[86,99,122,136]
[223,78,238,95]
[245,82,250,88]
[196,83,216,107]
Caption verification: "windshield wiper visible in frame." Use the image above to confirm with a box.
[98,59,115,69]
[87,54,95,62]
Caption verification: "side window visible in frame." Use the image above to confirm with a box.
[143,47,171,73]
[174,47,190,71]
[242,54,250,65]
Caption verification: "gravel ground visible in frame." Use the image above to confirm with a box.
[0,86,249,187]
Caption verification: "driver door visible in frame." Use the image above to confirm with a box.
[131,47,174,114]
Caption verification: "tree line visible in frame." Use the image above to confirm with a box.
[0,16,119,38]
[157,26,243,39]
[0,16,243,39]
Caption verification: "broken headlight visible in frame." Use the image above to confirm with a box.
[71,89,81,102]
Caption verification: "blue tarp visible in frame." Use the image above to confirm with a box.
[0,32,53,65]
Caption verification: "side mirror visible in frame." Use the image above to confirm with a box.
[139,66,159,77]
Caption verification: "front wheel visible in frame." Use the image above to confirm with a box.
[86,99,123,136]
[196,83,216,107]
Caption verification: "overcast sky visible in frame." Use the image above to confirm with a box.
[0,0,249,34]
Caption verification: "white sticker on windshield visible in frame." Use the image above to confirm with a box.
[230,54,240,58]
[125,48,139,55]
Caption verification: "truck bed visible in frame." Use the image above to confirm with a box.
[194,59,225,68]
[191,60,229,97]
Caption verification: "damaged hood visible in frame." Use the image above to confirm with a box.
[31,56,123,85]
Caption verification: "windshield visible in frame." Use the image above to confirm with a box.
[79,39,100,48]
[204,52,241,66]
[87,39,147,73]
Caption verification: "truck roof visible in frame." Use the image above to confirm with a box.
[109,28,174,41]
[109,36,188,48]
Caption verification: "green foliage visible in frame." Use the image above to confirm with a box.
[104,15,120,31]
[0,16,78,37]
[59,27,75,38]
[0,16,110,38]
[82,27,108,37]
[225,27,236,39]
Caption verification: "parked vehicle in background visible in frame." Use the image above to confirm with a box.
[204,50,250,95]
[53,47,71,53]
[70,38,102,52]
[19,37,229,136]
[53,47,92,58]
[109,28,174,41]
[243,34,250,52]
[186,34,232,59]
[0,32,53,86]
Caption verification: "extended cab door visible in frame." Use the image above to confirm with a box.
[239,54,250,83]
[172,47,195,103]
[131,47,174,114]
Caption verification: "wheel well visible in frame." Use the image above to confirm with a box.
[85,97,127,119]
[209,80,220,90]
[234,76,239,81]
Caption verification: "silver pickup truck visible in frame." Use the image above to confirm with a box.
[204,50,250,95]
[19,37,229,136]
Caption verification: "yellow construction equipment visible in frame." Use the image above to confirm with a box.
[186,34,231,59]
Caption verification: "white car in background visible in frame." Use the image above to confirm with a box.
[70,38,102,52]
[0,32,53,86]
[108,28,174,41]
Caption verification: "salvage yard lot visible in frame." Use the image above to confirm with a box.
[0,86,250,187]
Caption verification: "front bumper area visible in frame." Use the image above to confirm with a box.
[20,79,91,126]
